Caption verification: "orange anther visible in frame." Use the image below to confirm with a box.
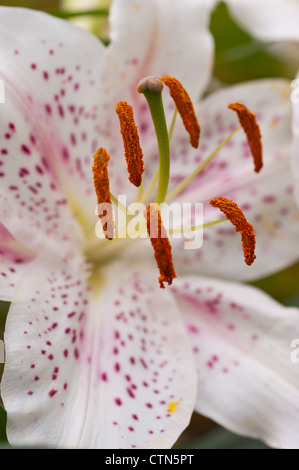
[228,102,263,173]
[115,101,144,187]
[92,147,114,240]
[161,75,200,148]
[145,204,177,288]
[210,197,256,265]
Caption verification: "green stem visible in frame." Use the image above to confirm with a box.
[138,78,170,204]
[141,107,178,204]
[47,8,109,19]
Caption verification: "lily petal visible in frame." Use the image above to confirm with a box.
[172,276,299,449]
[2,251,196,449]
[0,6,107,244]
[0,0,215,234]
[98,0,215,198]
[107,0,214,102]
[226,0,299,42]
[0,223,35,301]
[169,79,299,281]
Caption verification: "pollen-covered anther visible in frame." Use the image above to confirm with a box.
[115,100,144,187]
[210,197,256,266]
[161,75,200,148]
[228,102,263,173]
[92,147,114,240]
[145,204,177,289]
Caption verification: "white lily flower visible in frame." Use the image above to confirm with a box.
[209,0,299,42]
[0,0,299,450]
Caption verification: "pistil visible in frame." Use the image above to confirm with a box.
[140,107,178,204]
[138,77,170,204]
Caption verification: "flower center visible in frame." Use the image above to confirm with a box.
[88,75,263,288]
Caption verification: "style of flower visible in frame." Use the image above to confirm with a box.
[1,0,299,449]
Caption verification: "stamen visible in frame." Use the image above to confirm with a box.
[115,100,144,187]
[228,102,263,173]
[169,217,227,235]
[161,75,200,148]
[210,197,256,265]
[92,147,114,240]
[145,204,177,288]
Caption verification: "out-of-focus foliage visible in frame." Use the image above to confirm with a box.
[0,0,59,7]
[210,1,298,84]
[59,0,110,40]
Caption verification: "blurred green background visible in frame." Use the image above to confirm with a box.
[0,0,299,449]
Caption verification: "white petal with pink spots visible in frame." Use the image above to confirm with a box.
[1,0,299,451]
[172,276,299,449]
[0,7,107,249]
[169,79,299,281]
[2,252,196,448]
[0,223,35,301]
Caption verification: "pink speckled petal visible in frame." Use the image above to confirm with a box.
[100,0,214,195]
[172,276,299,449]
[107,0,213,101]
[2,252,196,449]
[226,0,299,42]
[0,7,108,249]
[169,79,299,281]
[0,223,35,301]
